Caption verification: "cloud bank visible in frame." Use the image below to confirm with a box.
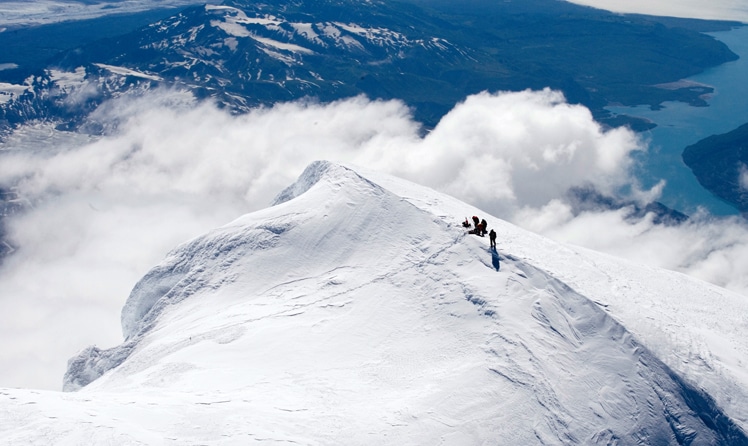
[0,1,219,28]
[564,0,748,23]
[1,88,747,390]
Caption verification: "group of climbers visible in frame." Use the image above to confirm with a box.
[462,215,497,249]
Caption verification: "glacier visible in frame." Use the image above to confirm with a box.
[1,161,747,444]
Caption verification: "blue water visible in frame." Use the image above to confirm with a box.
[607,25,748,215]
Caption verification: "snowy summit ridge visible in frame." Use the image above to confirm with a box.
[5,161,748,443]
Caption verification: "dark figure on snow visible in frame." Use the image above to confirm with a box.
[476,221,485,236]
[489,229,497,249]
[480,219,488,236]
[472,215,480,229]
[462,218,472,229]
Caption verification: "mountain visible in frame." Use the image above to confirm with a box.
[0,0,740,135]
[683,122,748,214]
[567,186,690,226]
[2,161,746,443]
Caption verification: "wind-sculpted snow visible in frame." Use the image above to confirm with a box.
[38,161,748,443]
[493,255,745,444]
[271,159,335,205]
[64,343,137,392]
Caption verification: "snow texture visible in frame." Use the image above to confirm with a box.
[2,161,747,444]
[93,64,163,82]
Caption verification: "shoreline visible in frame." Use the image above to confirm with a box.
[605,26,748,216]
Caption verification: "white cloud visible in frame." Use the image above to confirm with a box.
[520,203,748,292]
[739,163,748,191]
[564,0,748,23]
[1,88,747,390]
[0,1,221,27]
[392,90,644,212]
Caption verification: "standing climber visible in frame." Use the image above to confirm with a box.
[489,229,496,249]
[472,215,480,229]
[480,219,488,237]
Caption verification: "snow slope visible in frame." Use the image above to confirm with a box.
[1,161,747,444]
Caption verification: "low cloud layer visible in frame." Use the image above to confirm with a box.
[0,1,219,27]
[1,89,747,390]
[565,0,748,23]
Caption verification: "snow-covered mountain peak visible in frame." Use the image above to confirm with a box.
[272,160,372,204]
[0,0,480,138]
[66,160,454,388]
[43,161,748,443]
[202,1,447,56]
[116,161,392,342]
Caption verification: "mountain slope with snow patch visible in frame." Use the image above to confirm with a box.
[1,161,747,444]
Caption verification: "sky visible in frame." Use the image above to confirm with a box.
[565,0,748,23]
[2,88,748,390]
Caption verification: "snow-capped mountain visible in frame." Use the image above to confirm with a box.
[2,161,746,444]
[0,0,738,136]
[0,0,473,134]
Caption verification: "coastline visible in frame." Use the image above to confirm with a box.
[606,25,748,216]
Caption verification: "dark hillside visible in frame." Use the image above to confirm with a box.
[683,123,748,213]
[0,0,741,131]
[0,8,185,83]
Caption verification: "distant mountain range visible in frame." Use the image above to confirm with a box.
[0,0,740,135]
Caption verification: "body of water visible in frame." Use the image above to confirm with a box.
[607,25,748,216]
